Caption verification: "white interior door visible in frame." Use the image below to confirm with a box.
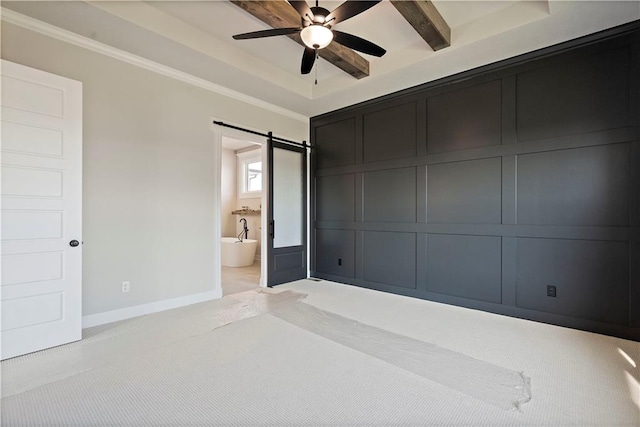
[1,60,83,360]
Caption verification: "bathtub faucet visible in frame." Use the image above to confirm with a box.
[238,218,249,242]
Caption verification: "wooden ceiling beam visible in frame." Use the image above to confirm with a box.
[390,0,450,51]
[230,0,369,79]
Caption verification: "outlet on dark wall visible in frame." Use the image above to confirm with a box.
[547,285,557,298]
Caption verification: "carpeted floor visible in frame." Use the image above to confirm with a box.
[1,279,638,426]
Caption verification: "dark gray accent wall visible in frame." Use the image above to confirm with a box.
[363,167,417,223]
[316,174,355,222]
[315,229,355,278]
[516,47,630,142]
[515,238,629,325]
[363,102,417,162]
[363,231,416,289]
[426,234,502,303]
[427,80,502,153]
[427,158,502,224]
[516,144,630,226]
[314,118,356,169]
[311,24,640,341]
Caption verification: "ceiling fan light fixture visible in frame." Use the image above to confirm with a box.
[232,1,385,76]
[301,24,333,49]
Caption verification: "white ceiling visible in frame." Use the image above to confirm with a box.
[3,1,639,118]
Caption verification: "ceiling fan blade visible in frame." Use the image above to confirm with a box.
[332,30,386,57]
[288,1,313,20]
[326,1,381,25]
[232,27,300,40]
[301,47,316,74]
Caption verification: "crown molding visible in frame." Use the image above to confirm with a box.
[0,7,309,123]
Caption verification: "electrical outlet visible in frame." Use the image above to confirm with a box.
[122,281,130,293]
[338,258,342,266]
[547,285,556,298]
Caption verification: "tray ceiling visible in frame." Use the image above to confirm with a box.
[2,1,638,118]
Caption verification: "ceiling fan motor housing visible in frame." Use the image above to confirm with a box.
[308,6,332,26]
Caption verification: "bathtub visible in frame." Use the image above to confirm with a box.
[221,237,258,267]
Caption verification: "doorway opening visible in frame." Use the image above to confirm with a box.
[220,135,267,296]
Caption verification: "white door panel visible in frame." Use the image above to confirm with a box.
[2,293,64,331]
[2,251,64,286]
[2,166,63,197]
[1,60,82,360]
[2,121,63,156]
[1,74,65,117]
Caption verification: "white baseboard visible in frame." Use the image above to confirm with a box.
[82,288,222,329]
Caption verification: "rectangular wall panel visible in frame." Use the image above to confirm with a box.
[516,47,629,142]
[1,292,63,331]
[363,167,416,223]
[315,118,356,169]
[363,102,417,163]
[2,252,63,286]
[1,76,64,118]
[516,238,629,326]
[1,121,63,157]
[425,234,502,303]
[427,158,502,224]
[1,211,63,240]
[427,80,502,153]
[363,231,416,289]
[315,174,355,222]
[316,229,355,278]
[517,144,630,226]
[2,166,62,198]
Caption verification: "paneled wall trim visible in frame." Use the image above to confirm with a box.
[310,23,640,341]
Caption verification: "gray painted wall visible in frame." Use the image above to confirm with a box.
[1,23,308,317]
[311,26,640,341]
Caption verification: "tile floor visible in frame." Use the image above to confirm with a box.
[222,259,261,295]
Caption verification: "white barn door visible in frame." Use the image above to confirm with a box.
[1,60,82,360]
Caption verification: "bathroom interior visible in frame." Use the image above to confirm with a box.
[221,136,264,295]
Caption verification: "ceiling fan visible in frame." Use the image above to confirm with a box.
[232,1,386,75]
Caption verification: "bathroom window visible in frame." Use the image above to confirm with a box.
[237,149,262,199]
[246,161,262,192]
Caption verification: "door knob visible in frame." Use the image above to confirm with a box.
[69,240,80,247]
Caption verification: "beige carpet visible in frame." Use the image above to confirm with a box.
[1,280,638,426]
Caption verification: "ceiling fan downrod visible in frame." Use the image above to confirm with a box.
[315,51,319,85]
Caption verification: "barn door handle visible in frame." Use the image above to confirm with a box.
[69,240,80,247]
